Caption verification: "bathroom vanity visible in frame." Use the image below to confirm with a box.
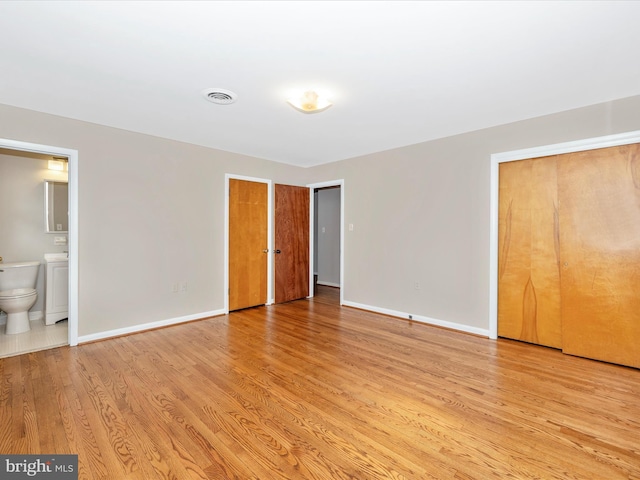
[44,253,69,325]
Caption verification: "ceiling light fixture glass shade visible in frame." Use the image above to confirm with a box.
[48,159,67,171]
[287,90,332,114]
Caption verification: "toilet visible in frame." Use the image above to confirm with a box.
[0,261,40,334]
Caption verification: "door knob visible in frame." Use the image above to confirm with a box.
[274,249,281,254]
[263,249,269,253]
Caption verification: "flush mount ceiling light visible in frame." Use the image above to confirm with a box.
[287,90,332,114]
[202,88,237,105]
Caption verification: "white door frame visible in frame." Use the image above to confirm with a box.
[489,130,640,340]
[0,137,79,346]
[224,174,273,313]
[307,179,345,306]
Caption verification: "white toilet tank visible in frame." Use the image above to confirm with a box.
[0,261,40,290]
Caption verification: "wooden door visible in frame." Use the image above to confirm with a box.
[558,144,640,368]
[275,184,310,303]
[498,157,562,348]
[229,179,268,311]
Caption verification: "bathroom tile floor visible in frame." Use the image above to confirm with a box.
[0,318,68,358]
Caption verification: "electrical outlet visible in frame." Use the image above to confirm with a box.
[414,282,420,290]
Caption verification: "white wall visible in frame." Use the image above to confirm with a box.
[2,95,640,340]
[303,95,640,335]
[0,104,308,339]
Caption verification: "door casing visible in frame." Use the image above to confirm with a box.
[0,137,79,346]
[307,179,344,305]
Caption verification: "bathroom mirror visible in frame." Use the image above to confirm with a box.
[44,180,69,233]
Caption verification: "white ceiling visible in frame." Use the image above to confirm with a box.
[1,1,640,167]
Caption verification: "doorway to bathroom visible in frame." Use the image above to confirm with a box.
[0,138,78,358]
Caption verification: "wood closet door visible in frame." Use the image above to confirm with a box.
[274,184,310,303]
[229,179,268,311]
[558,144,640,368]
[498,157,562,348]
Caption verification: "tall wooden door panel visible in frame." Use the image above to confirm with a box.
[229,179,268,311]
[558,144,640,368]
[275,184,310,303]
[498,157,562,349]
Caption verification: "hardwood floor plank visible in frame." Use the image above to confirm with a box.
[45,348,106,480]
[16,355,40,454]
[32,352,69,454]
[0,356,14,451]
[0,286,638,479]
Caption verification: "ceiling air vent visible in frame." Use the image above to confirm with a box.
[202,88,237,105]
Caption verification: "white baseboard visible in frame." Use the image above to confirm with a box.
[77,309,226,344]
[75,301,488,344]
[317,281,340,288]
[341,300,490,337]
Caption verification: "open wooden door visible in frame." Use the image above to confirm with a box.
[229,179,268,311]
[275,184,310,303]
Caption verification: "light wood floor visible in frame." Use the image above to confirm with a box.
[1,286,638,479]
